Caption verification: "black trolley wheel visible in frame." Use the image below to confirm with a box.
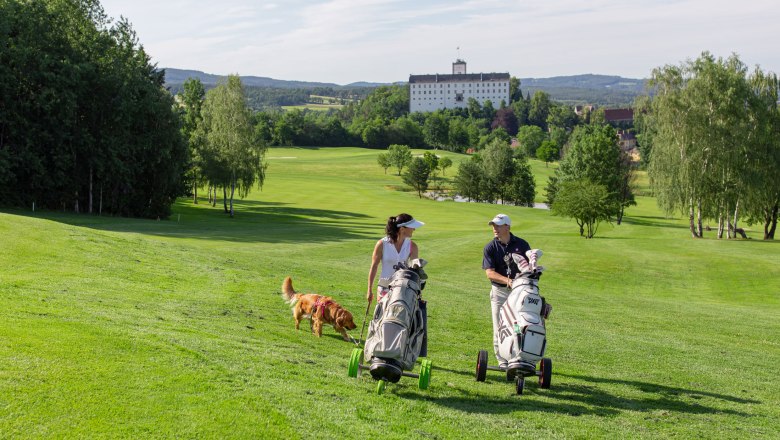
[515,376,525,395]
[539,357,552,389]
[475,350,488,382]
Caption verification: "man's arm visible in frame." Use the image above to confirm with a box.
[485,268,512,288]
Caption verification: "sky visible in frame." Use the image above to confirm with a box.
[99,0,780,85]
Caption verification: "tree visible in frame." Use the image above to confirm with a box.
[0,0,187,218]
[377,152,392,174]
[509,76,523,103]
[447,117,470,152]
[454,158,483,202]
[181,78,206,203]
[528,91,552,131]
[403,157,430,198]
[480,138,515,203]
[648,52,754,238]
[200,75,267,217]
[549,126,569,149]
[742,68,780,239]
[506,156,536,207]
[423,111,449,149]
[546,124,626,222]
[546,104,578,131]
[491,107,518,135]
[552,179,617,238]
[387,144,413,176]
[422,151,439,174]
[516,125,545,157]
[536,141,559,167]
[439,157,453,176]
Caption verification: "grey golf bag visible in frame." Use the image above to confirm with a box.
[364,259,428,383]
[496,249,551,374]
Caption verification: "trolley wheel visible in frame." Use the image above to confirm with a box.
[418,359,432,390]
[376,380,386,395]
[539,357,552,389]
[475,350,488,382]
[515,376,525,395]
[348,348,363,378]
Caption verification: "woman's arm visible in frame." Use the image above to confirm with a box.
[366,239,383,302]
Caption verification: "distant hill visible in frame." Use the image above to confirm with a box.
[164,68,361,89]
[162,68,649,107]
[518,74,649,106]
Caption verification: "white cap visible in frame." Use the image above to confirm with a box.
[397,218,424,229]
[488,213,511,226]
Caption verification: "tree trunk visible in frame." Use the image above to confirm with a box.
[688,198,699,238]
[99,185,103,216]
[193,175,198,204]
[223,186,228,213]
[696,199,703,238]
[229,177,236,218]
[765,201,778,240]
[717,215,725,239]
[767,205,778,240]
[617,206,624,225]
[89,167,93,214]
[74,191,79,213]
[732,199,740,239]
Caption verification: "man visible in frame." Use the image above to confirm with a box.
[482,213,531,368]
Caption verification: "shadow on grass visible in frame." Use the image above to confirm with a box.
[3,197,379,243]
[621,215,688,230]
[396,372,756,417]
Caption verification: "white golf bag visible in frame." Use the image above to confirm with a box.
[364,259,428,382]
[496,249,551,373]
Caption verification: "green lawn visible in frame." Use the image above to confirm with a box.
[2,146,779,438]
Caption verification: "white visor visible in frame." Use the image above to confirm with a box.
[397,218,424,229]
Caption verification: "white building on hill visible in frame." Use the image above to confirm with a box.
[409,60,510,113]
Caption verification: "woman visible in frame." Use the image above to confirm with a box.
[366,213,424,304]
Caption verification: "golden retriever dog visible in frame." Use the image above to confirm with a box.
[281,276,357,341]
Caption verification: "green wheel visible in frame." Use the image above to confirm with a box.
[376,380,386,394]
[348,348,363,378]
[418,359,432,390]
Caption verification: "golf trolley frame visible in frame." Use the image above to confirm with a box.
[348,348,432,394]
[475,349,551,395]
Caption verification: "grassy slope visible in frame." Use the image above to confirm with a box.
[1,147,779,439]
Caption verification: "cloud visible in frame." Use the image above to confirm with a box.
[100,0,780,84]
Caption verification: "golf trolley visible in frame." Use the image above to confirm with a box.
[475,249,553,395]
[347,259,432,395]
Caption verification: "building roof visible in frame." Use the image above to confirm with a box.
[604,108,634,122]
[409,73,510,83]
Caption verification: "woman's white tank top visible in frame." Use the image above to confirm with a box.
[380,236,411,280]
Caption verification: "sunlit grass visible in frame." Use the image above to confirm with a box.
[2,146,778,438]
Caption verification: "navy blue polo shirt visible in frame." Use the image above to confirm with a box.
[482,233,531,287]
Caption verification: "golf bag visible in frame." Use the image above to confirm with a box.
[364,259,428,383]
[496,249,551,374]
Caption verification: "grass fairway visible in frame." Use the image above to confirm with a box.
[2,146,779,439]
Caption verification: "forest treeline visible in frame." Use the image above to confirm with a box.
[1,0,186,218]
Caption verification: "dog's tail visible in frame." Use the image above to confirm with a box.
[281,276,299,306]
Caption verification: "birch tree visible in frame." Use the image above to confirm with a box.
[200,75,267,217]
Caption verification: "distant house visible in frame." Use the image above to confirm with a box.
[573,104,595,116]
[616,129,637,150]
[617,129,640,162]
[604,108,634,125]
